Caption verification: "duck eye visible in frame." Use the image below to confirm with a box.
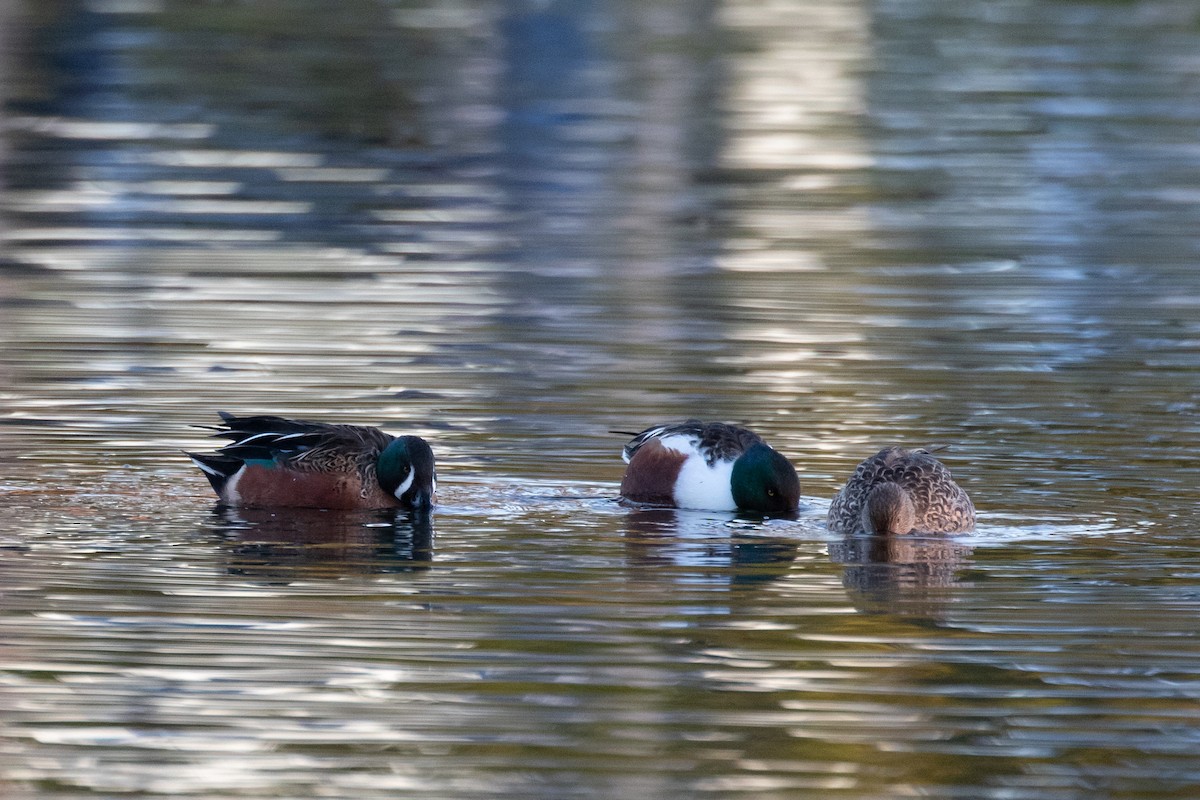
[767,489,776,497]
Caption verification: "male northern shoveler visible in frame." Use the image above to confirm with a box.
[187,412,435,512]
[827,446,974,535]
[617,420,801,513]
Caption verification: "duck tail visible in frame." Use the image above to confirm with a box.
[186,451,242,495]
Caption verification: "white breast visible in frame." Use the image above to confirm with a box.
[658,434,737,511]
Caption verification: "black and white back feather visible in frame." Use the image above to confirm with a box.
[189,412,392,490]
[203,412,391,465]
[620,420,764,465]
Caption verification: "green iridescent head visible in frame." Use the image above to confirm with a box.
[376,435,436,513]
[731,443,801,514]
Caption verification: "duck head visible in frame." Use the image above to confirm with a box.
[861,482,916,534]
[731,443,801,514]
[377,435,436,513]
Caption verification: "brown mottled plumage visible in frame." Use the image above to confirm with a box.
[828,447,975,535]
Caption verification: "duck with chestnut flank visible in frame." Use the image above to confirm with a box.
[617,420,800,513]
[187,412,435,512]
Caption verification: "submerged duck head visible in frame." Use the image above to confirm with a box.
[861,481,917,535]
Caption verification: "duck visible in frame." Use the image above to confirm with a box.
[187,412,435,512]
[617,420,800,513]
[827,446,974,535]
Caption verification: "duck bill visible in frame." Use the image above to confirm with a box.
[407,487,434,516]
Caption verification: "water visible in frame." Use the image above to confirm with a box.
[2,0,1199,797]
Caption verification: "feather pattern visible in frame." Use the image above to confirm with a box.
[827,446,975,534]
[619,420,800,513]
[187,412,435,511]
[205,412,391,488]
[621,420,765,466]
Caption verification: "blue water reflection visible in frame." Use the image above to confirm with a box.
[3,0,1200,798]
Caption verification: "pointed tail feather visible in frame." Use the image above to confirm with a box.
[186,451,242,495]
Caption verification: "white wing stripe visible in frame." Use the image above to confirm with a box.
[190,456,222,476]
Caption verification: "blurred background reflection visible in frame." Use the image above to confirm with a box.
[2,1,1199,798]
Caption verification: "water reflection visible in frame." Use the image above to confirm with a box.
[828,532,973,617]
[207,507,433,582]
[623,508,799,590]
[3,0,1200,798]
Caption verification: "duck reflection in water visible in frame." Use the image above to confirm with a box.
[623,508,799,591]
[207,506,434,583]
[828,533,974,617]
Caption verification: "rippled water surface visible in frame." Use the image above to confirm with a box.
[2,1,1199,798]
